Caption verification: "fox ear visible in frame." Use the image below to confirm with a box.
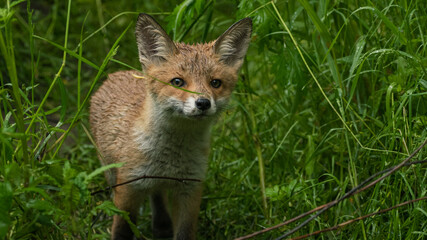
[135,13,177,69]
[214,18,252,68]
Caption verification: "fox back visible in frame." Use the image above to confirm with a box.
[90,14,251,240]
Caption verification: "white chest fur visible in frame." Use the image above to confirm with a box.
[128,119,212,190]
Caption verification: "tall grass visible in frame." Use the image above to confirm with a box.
[0,0,426,239]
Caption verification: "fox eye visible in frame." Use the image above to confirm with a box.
[170,78,185,87]
[210,79,222,88]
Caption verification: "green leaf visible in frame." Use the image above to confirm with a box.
[94,200,121,216]
[386,82,396,124]
[33,35,100,70]
[10,0,27,8]
[95,201,141,237]
[5,161,22,187]
[26,199,53,212]
[0,182,13,238]
[352,6,407,44]
[0,8,7,18]
[168,0,194,40]
[265,185,285,202]
[43,105,62,116]
[349,36,366,78]
[85,162,124,182]
[346,36,366,109]
[195,0,203,13]
[420,79,427,90]
[297,0,331,42]
[265,180,302,202]
[58,77,68,122]
[22,187,52,201]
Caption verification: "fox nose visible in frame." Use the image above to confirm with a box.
[195,98,211,111]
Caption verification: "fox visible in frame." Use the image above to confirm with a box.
[89,13,252,240]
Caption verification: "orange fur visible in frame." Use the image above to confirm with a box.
[90,13,252,240]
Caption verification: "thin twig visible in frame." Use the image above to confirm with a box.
[290,196,427,240]
[275,138,427,240]
[91,176,201,196]
[235,159,426,240]
[235,138,427,240]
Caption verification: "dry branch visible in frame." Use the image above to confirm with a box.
[91,175,201,196]
[290,196,427,240]
[236,138,427,240]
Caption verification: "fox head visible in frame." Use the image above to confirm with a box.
[135,13,252,120]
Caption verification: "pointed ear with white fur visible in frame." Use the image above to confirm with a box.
[214,18,252,68]
[135,13,177,69]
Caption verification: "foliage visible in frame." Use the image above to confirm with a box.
[0,0,426,239]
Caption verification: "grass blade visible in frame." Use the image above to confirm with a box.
[52,23,132,158]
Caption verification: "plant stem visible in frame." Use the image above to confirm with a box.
[25,0,72,136]
[0,3,29,163]
[242,59,268,217]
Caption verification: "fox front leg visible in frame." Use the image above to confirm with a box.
[150,191,173,238]
[111,186,141,240]
[172,184,203,240]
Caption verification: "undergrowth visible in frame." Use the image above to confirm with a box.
[0,0,426,239]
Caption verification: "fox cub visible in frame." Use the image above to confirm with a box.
[90,13,252,239]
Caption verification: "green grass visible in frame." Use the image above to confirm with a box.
[1,0,426,239]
